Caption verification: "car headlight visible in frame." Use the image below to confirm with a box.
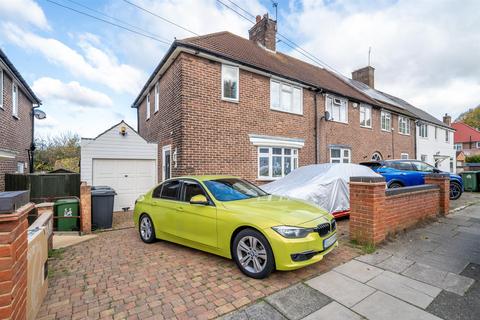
[272,226,312,238]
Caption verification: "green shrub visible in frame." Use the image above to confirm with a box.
[466,155,480,163]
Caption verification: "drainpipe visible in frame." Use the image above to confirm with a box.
[29,104,40,173]
[314,88,323,164]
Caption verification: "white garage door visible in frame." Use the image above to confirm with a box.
[92,159,156,212]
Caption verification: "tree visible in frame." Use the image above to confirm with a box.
[34,132,80,172]
[456,105,480,129]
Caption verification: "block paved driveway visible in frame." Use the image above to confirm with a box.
[223,199,480,320]
[37,217,356,319]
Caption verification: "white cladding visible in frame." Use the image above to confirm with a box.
[416,123,455,173]
[81,121,158,211]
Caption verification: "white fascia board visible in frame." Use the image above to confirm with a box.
[248,134,305,148]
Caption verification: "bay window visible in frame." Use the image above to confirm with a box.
[359,104,372,128]
[222,64,239,101]
[258,147,298,179]
[330,148,351,163]
[381,111,391,131]
[326,95,348,123]
[270,79,302,114]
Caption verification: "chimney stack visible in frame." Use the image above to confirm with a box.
[249,13,277,52]
[443,113,452,126]
[352,66,375,88]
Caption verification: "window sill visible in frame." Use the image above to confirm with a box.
[360,125,372,129]
[398,132,410,136]
[329,120,349,125]
[381,129,391,132]
[270,107,303,116]
[12,115,19,120]
[221,97,239,104]
[154,110,158,114]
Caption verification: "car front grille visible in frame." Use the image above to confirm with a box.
[315,220,336,237]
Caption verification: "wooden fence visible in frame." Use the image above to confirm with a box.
[5,173,80,203]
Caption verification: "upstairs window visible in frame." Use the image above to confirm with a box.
[221,64,239,101]
[330,148,351,163]
[359,104,372,128]
[270,80,302,114]
[326,95,348,123]
[476,142,480,149]
[154,82,159,113]
[434,127,438,140]
[12,83,18,118]
[454,143,462,151]
[445,129,449,142]
[419,123,428,138]
[398,116,410,135]
[258,147,298,179]
[0,69,3,109]
[381,111,391,131]
[146,93,150,120]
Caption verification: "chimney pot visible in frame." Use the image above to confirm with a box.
[249,13,277,51]
[352,66,375,88]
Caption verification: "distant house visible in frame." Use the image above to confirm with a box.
[131,14,456,182]
[456,150,465,173]
[452,122,480,157]
[0,49,42,191]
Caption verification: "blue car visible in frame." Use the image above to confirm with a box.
[360,159,463,200]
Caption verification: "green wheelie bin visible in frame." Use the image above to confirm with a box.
[461,171,480,192]
[54,198,79,231]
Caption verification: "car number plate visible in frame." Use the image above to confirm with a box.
[323,234,337,249]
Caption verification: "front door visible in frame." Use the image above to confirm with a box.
[175,180,217,248]
[162,145,171,181]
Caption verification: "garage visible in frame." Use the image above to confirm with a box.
[81,121,158,212]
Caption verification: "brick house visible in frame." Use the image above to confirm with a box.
[132,14,443,183]
[452,122,480,156]
[0,49,41,191]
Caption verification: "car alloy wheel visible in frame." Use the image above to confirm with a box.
[450,183,462,200]
[233,229,275,279]
[237,236,267,274]
[139,215,155,243]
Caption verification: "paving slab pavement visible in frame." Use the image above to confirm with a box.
[302,302,362,320]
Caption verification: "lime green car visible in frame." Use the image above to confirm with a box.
[133,176,338,279]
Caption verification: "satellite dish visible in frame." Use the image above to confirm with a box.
[324,111,331,121]
[34,109,46,120]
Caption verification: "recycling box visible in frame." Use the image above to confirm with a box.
[54,198,79,231]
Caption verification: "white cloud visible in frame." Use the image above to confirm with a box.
[1,23,146,95]
[32,77,113,109]
[283,0,480,119]
[0,0,49,30]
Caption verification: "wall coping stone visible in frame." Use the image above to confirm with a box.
[350,176,385,183]
[0,203,34,222]
[386,184,439,196]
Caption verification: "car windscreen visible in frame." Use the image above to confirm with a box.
[204,179,268,202]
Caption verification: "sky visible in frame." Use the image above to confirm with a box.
[0,0,478,139]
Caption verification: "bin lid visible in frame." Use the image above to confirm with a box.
[92,185,115,191]
[54,198,79,205]
[91,189,117,196]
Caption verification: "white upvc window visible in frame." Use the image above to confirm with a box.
[16,162,25,174]
[326,95,348,123]
[381,111,391,131]
[154,82,159,113]
[221,64,239,102]
[476,142,480,149]
[258,147,298,179]
[146,93,150,120]
[270,79,302,115]
[419,123,428,138]
[359,104,372,128]
[398,116,410,135]
[12,83,18,118]
[330,147,351,163]
[445,129,449,142]
[434,127,438,140]
[401,153,409,159]
[454,143,462,151]
[0,69,3,109]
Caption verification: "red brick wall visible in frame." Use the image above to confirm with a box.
[350,175,449,245]
[0,71,34,191]
[138,52,416,183]
[0,203,32,319]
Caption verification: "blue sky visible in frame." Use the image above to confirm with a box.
[1,0,478,138]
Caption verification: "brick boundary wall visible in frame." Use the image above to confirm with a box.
[80,182,91,235]
[0,202,33,320]
[349,174,450,245]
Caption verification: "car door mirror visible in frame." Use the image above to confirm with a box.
[190,194,209,205]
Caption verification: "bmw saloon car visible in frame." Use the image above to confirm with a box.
[134,176,338,279]
[360,160,463,200]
